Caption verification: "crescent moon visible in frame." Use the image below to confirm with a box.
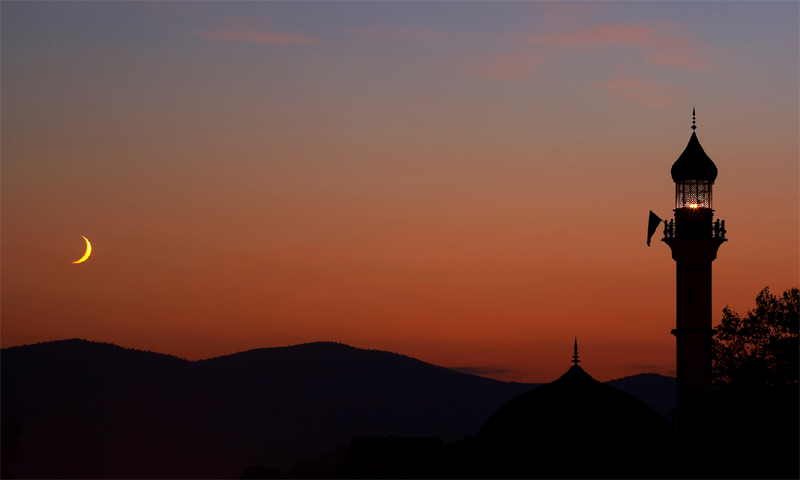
[73,236,92,264]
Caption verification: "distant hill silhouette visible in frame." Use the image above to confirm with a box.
[606,372,676,418]
[1,339,675,479]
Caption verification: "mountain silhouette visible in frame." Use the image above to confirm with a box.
[606,372,676,418]
[1,339,675,478]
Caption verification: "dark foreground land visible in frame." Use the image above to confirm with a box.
[3,339,536,478]
[2,339,688,478]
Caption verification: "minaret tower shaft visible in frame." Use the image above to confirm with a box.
[661,109,726,421]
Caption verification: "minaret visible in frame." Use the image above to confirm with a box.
[661,109,726,424]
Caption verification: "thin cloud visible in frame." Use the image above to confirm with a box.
[191,29,320,45]
[537,2,616,27]
[629,364,663,372]
[135,2,199,20]
[472,21,709,82]
[524,22,711,72]
[629,364,675,376]
[471,52,539,81]
[348,25,447,43]
[450,366,513,376]
[602,77,676,108]
[527,24,663,46]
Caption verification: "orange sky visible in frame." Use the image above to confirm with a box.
[2,2,798,382]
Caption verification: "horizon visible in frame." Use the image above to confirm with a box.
[1,337,677,384]
[2,2,798,383]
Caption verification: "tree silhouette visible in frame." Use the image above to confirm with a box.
[711,286,799,387]
[703,286,799,479]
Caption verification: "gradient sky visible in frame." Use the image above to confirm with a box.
[2,1,798,382]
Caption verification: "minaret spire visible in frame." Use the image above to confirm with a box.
[572,337,580,365]
[691,107,696,131]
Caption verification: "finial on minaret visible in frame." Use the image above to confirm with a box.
[572,337,580,365]
[691,107,696,131]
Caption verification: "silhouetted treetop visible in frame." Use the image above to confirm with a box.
[712,286,799,387]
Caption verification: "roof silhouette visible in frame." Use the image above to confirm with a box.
[474,362,673,478]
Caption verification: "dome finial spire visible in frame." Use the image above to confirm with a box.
[691,107,697,131]
[572,337,580,365]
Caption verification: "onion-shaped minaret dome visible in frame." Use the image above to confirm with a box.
[671,108,718,210]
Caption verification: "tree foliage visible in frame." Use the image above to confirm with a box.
[711,286,799,387]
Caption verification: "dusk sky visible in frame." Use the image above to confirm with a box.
[2,1,798,383]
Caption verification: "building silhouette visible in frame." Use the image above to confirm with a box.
[436,341,673,478]
[660,109,726,429]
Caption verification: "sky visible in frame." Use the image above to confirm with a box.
[2,1,798,383]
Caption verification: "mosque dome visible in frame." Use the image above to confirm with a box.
[474,353,673,478]
[671,111,718,183]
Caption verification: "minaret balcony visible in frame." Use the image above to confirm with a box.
[662,215,726,241]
